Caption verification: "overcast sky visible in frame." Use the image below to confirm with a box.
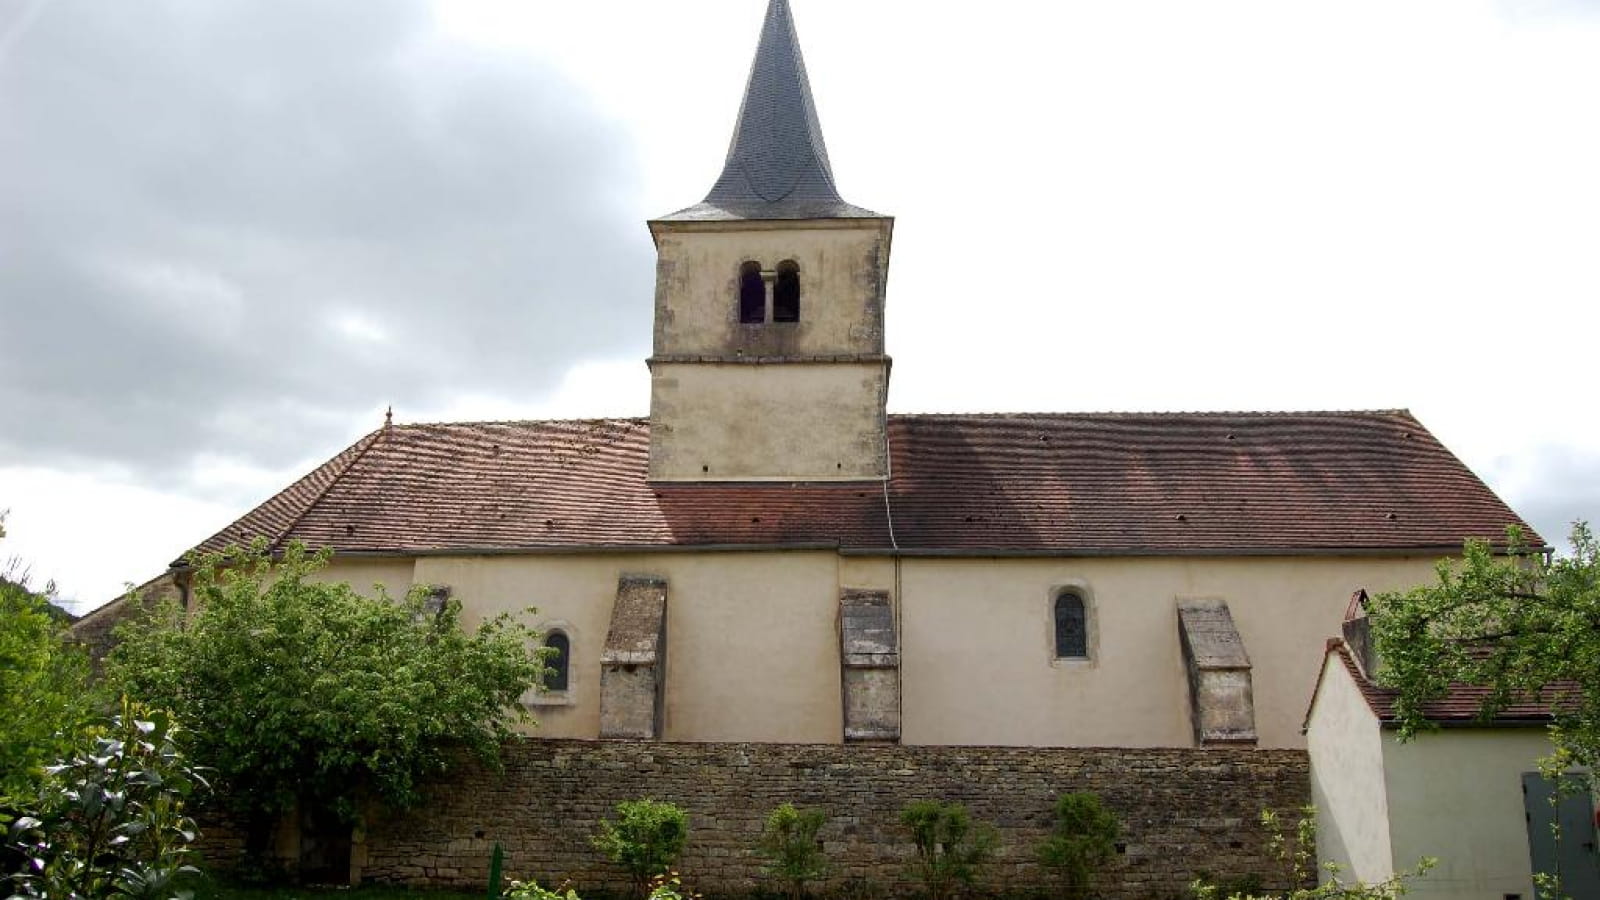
[3,0,1598,612]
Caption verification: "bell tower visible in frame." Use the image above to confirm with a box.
[647,0,893,483]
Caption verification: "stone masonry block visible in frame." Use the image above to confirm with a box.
[1177,599,1258,746]
[600,575,667,739]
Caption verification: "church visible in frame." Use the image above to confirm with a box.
[96,0,1534,754]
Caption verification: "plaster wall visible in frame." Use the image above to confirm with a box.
[310,557,417,601]
[896,555,1439,749]
[412,551,843,744]
[649,361,887,481]
[307,551,1437,750]
[1382,729,1551,899]
[1305,653,1394,883]
[651,221,889,357]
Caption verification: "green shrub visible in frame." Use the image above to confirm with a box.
[756,803,829,900]
[7,699,205,900]
[1037,793,1119,899]
[646,873,697,900]
[592,799,689,896]
[899,800,996,900]
[506,878,584,900]
[1191,808,1434,900]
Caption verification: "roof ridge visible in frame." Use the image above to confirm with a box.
[887,408,1416,420]
[384,411,1422,430]
[395,416,649,429]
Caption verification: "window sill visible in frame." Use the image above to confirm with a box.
[523,690,576,708]
[1050,656,1095,670]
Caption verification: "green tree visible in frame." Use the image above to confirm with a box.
[106,542,545,849]
[0,514,99,801]
[8,699,204,900]
[756,803,829,900]
[1037,793,1119,900]
[899,801,996,900]
[592,798,690,897]
[1367,523,1600,770]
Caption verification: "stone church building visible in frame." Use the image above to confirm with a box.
[92,0,1533,757]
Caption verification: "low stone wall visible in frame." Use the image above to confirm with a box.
[354,740,1308,899]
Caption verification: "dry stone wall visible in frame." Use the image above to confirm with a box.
[354,740,1308,900]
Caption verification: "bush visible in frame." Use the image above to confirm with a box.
[108,542,546,851]
[6,699,205,900]
[1037,793,1119,899]
[899,801,996,900]
[592,799,689,896]
[0,548,99,802]
[756,803,829,900]
[1191,808,1434,900]
[506,878,584,900]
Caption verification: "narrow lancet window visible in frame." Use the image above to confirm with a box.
[544,631,571,691]
[1054,592,1088,659]
[739,261,765,323]
[774,260,800,323]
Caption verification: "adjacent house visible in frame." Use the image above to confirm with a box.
[1305,597,1597,899]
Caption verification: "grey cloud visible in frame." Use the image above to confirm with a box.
[0,0,653,491]
[1501,446,1600,553]
[1494,0,1600,24]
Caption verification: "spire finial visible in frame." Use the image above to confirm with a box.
[384,405,393,429]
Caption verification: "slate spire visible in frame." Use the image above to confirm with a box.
[659,0,880,221]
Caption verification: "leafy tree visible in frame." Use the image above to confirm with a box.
[591,798,690,897]
[0,514,99,801]
[1367,523,1600,770]
[8,699,204,900]
[899,801,996,900]
[106,542,545,848]
[1037,793,1119,900]
[756,803,829,900]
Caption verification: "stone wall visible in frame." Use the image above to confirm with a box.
[349,740,1308,899]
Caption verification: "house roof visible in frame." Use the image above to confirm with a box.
[1310,637,1572,729]
[656,0,882,223]
[185,409,1538,564]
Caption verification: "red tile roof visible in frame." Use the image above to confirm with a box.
[187,409,1539,562]
[1316,638,1572,726]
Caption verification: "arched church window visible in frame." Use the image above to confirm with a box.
[774,260,800,322]
[739,261,765,324]
[543,631,571,691]
[1054,592,1088,659]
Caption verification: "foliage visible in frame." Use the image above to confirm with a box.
[591,799,689,895]
[1036,793,1119,900]
[645,873,698,900]
[504,878,584,900]
[1367,523,1600,770]
[898,801,996,900]
[7,699,205,900]
[107,542,546,831]
[1191,808,1433,900]
[0,516,100,802]
[0,579,98,803]
[756,803,829,900]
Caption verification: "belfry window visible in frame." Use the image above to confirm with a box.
[543,631,571,691]
[773,260,800,322]
[739,261,765,324]
[1054,592,1088,659]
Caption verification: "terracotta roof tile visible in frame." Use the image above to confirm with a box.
[183,410,1539,563]
[1323,638,1573,725]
